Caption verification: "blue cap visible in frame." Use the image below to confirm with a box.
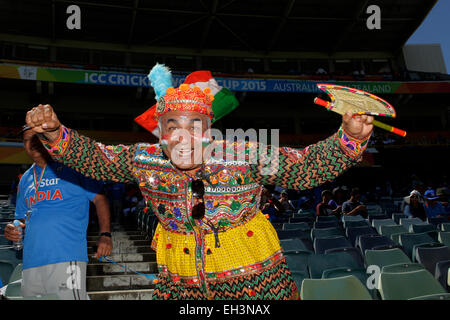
[424,189,439,200]
[13,220,21,227]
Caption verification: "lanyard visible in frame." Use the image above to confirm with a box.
[32,164,47,205]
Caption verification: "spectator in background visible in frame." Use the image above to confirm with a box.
[424,189,446,218]
[279,191,295,212]
[328,187,345,215]
[4,126,112,300]
[316,190,341,217]
[107,182,125,223]
[436,188,450,215]
[403,190,426,221]
[342,188,368,218]
[260,187,286,223]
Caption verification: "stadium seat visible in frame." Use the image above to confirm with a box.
[289,217,313,224]
[439,232,450,247]
[415,246,450,274]
[442,223,450,232]
[400,217,426,230]
[342,215,365,223]
[427,217,449,226]
[381,263,426,274]
[272,223,283,230]
[379,225,409,238]
[392,213,407,224]
[435,260,450,292]
[0,260,15,286]
[399,232,437,259]
[368,214,390,224]
[346,226,377,246]
[314,236,352,254]
[280,238,312,253]
[277,229,310,240]
[391,232,408,245]
[321,267,368,285]
[357,235,396,255]
[311,227,344,240]
[324,247,365,267]
[283,251,311,273]
[365,248,411,269]
[409,293,450,300]
[316,216,338,222]
[372,219,397,233]
[379,269,446,300]
[313,221,339,229]
[283,222,310,231]
[290,271,310,291]
[308,251,363,279]
[300,275,372,300]
[7,263,22,284]
[410,223,437,234]
[343,220,370,229]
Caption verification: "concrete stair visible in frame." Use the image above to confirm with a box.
[86,224,157,300]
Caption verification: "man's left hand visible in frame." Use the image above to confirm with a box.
[95,236,113,259]
[342,110,374,140]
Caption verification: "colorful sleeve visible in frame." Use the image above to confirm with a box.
[249,125,370,190]
[39,125,137,183]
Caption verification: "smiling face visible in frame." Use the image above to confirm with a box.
[159,110,211,171]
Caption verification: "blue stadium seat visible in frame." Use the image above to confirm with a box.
[289,217,314,224]
[343,220,370,229]
[284,251,311,273]
[410,223,437,234]
[372,219,397,233]
[381,263,426,274]
[300,275,372,300]
[392,213,407,224]
[427,217,449,226]
[277,229,310,240]
[316,216,338,222]
[441,224,450,232]
[379,225,409,238]
[280,238,312,253]
[0,260,15,286]
[365,248,411,269]
[313,236,352,254]
[400,217,426,230]
[439,232,450,247]
[283,222,310,231]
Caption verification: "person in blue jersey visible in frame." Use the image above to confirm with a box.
[4,126,112,300]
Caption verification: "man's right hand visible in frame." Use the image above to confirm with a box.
[26,104,61,141]
[4,222,25,242]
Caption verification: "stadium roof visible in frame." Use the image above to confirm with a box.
[0,0,438,59]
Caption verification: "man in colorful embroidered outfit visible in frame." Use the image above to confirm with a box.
[25,65,373,300]
[4,127,112,299]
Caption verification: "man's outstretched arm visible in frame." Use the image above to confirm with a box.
[26,104,136,183]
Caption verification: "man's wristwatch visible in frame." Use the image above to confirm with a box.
[99,232,112,238]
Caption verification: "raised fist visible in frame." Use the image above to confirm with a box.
[342,111,374,140]
[26,104,61,133]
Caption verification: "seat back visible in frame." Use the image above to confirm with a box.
[300,275,372,300]
[435,260,450,291]
[399,232,436,259]
[358,235,395,255]
[372,219,397,233]
[438,232,450,247]
[316,216,338,222]
[392,213,407,224]
[276,229,310,240]
[280,238,312,253]
[379,269,446,300]
[415,246,450,274]
[313,221,339,229]
[381,262,425,273]
[324,247,365,267]
[283,222,310,231]
[379,225,408,238]
[427,217,449,226]
[0,260,15,286]
[289,216,314,224]
[322,267,368,286]
[343,220,370,229]
[346,226,377,246]
[409,293,450,300]
[314,236,351,254]
[400,217,426,230]
[308,251,361,279]
[342,215,365,223]
[310,227,343,240]
[284,251,312,273]
[411,223,437,234]
[365,248,411,269]
[442,223,450,232]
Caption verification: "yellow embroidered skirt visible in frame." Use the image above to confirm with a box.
[151,211,299,300]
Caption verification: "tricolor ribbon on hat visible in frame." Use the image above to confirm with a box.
[134,69,239,137]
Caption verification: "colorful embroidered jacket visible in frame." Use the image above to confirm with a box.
[40,125,369,300]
